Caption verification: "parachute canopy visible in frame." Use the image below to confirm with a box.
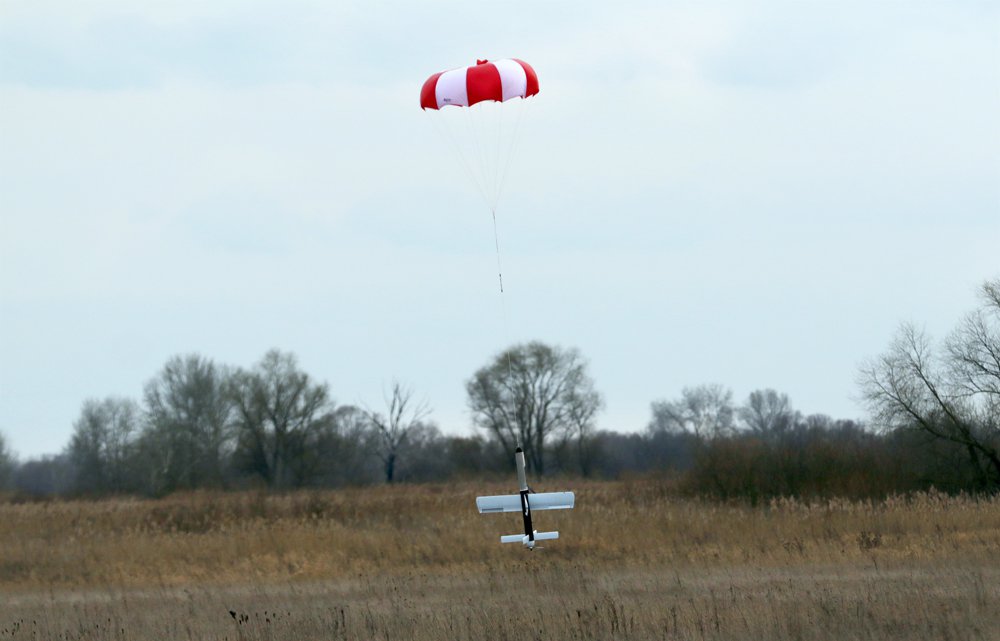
[420,58,539,110]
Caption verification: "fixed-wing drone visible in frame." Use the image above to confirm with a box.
[475,447,575,549]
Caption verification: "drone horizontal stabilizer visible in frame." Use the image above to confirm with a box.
[500,531,559,545]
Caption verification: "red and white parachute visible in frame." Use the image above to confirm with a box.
[420,58,538,214]
[420,59,539,110]
[420,57,539,359]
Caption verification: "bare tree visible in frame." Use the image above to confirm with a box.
[947,280,1000,409]
[0,431,14,490]
[67,397,141,493]
[860,279,1000,491]
[648,384,735,438]
[143,354,234,492]
[565,385,604,476]
[317,405,376,486]
[364,381,431,483]
[383,422,446,482]
[228,350,334,488]
[739,389,797,436]
[466,341,602,475]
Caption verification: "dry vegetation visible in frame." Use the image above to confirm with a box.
[1,480,998,640]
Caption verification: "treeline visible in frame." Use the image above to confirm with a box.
[0,395,990,502]
[1,278,997,501]
[3,351,467,496]
[0,384,994,502]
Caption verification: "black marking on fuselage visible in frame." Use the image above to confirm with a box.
[519,489,534,541]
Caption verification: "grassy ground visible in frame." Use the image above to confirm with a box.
[1,481,998,640]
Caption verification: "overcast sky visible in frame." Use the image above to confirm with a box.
[1,1,998,458]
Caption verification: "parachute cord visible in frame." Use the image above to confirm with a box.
[488,100,531,406]
[491,208,504,294]
[494,98,531,211]
[491,207,515,393]
[428,113,491,207]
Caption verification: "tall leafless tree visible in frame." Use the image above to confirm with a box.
[364,381,431,483]
[947,280,1000,411]
[739,389,797,436]
[67,397,141,493]
[466,342,602,475]
[565,385,604,476]
[648,384,735,438]
[318,405,376,485]
[143,354,234,492]
[228,350,334,488]
[859,279,1000,491]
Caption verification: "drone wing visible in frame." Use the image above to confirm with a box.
[527,491,575,511]
[476,492,574,514]
[476,494,521,513]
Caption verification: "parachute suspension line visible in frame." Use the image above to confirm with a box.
[491,206,516,397]
[483,99,532,419]
[429,109,516,400]
[428,97,532,215]
[492,96,505,207]
[494,98,531,211]
[491,208,504,294]
[428,112,490,206]
[465,107,490,206]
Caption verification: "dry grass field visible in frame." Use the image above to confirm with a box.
[1,480,998,640]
